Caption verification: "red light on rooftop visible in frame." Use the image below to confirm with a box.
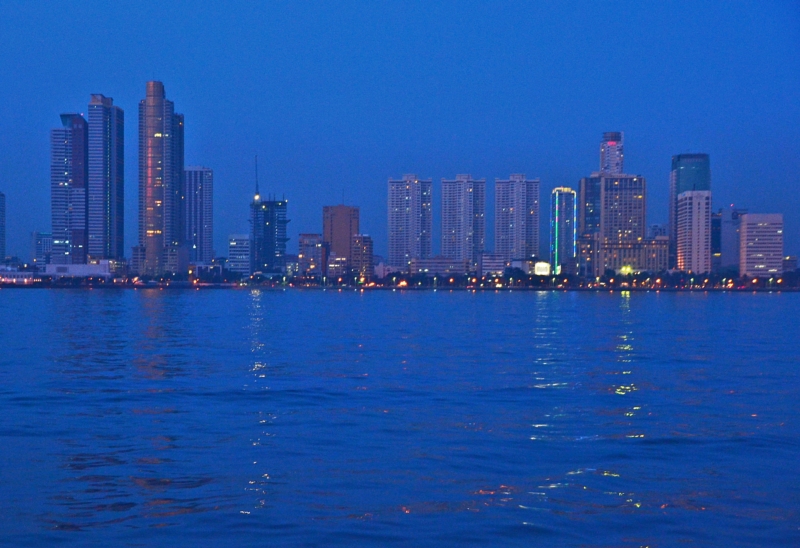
[607,141,617,146]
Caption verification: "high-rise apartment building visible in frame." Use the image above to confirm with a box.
[550,187,577,275]
[495,174,540,260]
[323,205,359,264]
[441,174,485,265]
[669,154,710,267]
[185,167,213,263]
[251,193,289,274]
[676,190,712,274]
[134,81,185,275]
[298,233,325,276]
[600,132,624,174]
[351,234,374,279]
[739,214,784,278]
[388,174,432,269]
[0,191,5,260]
[227,234,251,276]
[87,94,124,260]
[51,114,88,264]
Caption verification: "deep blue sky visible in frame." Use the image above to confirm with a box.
[1,1,798,259]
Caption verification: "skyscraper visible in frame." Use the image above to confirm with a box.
[578,175,602,238]
[550,187,577,275]
[323,205,359,264]
[298,233,325,276]
[669,154,710,267]
[388,174,432,269]
[251,192,289,274]
[51,114,88,264]
[494,174,540,260]
[720,207,748,272]
[0,191,5,260]
[87,94,124,260]
[184,167,214,263]
[600,174,646,242]
[676,190,712,274]
[31,231,52,269]
[739,214,784,278]
[600,132,624,174]
[441,174,485,265]
[135,81,186,276]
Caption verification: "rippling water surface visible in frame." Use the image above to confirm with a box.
[0,289,798,546]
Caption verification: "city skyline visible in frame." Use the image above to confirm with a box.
[0,3,798,261]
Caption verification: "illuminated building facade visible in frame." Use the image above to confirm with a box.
[227,234,251,276]
[51,113,88,264]
[676,190,712,274]
[388,174,432,269]
[87,94,124,260]
[251,193,289,274]
[669,153,710,267]
[184,167,213,263]
[134,81,185,276]
[550,187,577,274]
[441,174,485,265]
[351,234,374,279]
[600,131,624,174]
[298,233,325,276]
[323,205,359,263]
[739,213,784,277]
[494,174,540,260]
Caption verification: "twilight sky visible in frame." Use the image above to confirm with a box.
[0,1,798,259]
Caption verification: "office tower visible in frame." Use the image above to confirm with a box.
[550,187,577,275]
[648,224,668,239]
[185,167,213,263]
[669,153,710,267]
[298,233,325,276]
[351,234,374,279]
[251,191,289,274]
[135,81,186,275]
[600,174,646,242]
[600,132,624,174]
[441,174,486,264]
[387,174,432,268]
[87,94,124,260]
[676,191,712,273]
[323,205,359,264]
[494,174,540,260]
[720,207,748,271]
[51,114,88,264]
[227,234,251,276]
[739,214,784,277]
[31,231,52,269]
[0,191,4,260]
[578,174,602,238]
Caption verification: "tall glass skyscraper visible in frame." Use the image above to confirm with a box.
[669,153,710,267]
[51,114,88,264]
[135,81,185,275]
[87,94,124,260]
[250,187,289,274]
[185,167,214,264]
[550,187,577,275]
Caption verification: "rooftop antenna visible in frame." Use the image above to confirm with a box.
[254,155,260,199]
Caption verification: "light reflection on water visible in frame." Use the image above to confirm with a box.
[0,290,798,546]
